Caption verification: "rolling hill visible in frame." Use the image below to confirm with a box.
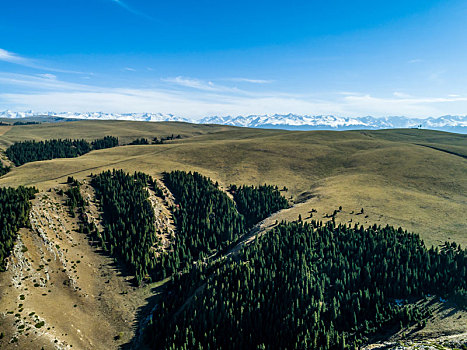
[0,121,465,247]
[0,120,466,349]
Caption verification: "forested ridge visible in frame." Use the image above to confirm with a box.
[5,136,118,166]
[231,184,289,227]
[0,186,38,271]
[146,220,467,350]
[91,170,159,285]
[157,171,247,277]
[84,169,290,283]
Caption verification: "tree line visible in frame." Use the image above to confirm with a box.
[128,135,182,145]
[129,138,150,145]
[0,186,38,271]
[13,121,41,126]
[152,134,181,144]
[0,121,41,126]
[146,220,467,350]
[5,135,118,166]
[230,184,289,227]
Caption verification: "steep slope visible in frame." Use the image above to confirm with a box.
[145,219,467,349]
[0,183,174,349]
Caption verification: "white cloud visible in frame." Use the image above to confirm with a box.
[427,70,446,82]
[37,73,57,80]
[111,0,153,20]
[338,91,362,96]
[0,72,98,92]
[0,48,28,64]
[0,90,340,118]
[162,76,226,92]
[0,48,87,74]
[408,59,423,64]
[345,93,467,104]
[342,93,467,117]
[393,91,412,98]
[228,78,273,84]
[1,72,467,118]
[161,76,261,96]
[123,67,136,72]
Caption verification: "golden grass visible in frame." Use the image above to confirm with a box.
[0,120,232,148]
[0,125,12,136]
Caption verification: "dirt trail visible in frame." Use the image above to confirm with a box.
[223,201,306,258]
[0,125,12,136]
[168,202,297,321]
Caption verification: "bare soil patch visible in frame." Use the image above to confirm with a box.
[0,187,171,349]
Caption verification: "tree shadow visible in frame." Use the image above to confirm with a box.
[119,280,168,350]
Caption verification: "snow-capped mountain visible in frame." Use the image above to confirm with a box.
[52,112,190,122]
[1,110,466,133]
[200,114,376,128]
[0,110,190,123]
[198,114,467,132]
[0,110,38,119]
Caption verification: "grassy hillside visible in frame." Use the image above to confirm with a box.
[0,121,465,247]
[0,120,232,148]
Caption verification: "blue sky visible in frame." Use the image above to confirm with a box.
[1,0,466,118]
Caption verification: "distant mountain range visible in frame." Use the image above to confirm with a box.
[0,111,186,123]
[1,110,466,133]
